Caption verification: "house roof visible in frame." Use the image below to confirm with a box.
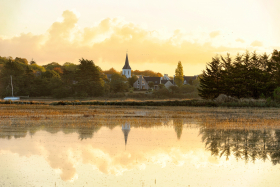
[183,76,197,82]
[161,80,174,85]
[122,53,131,69]
[143,77,161,85]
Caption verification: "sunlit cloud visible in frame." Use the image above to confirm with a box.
[251,40,263,47]
[236,38,245,43]
[209,31,220,38]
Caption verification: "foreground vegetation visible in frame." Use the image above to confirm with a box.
[1,97,280,108]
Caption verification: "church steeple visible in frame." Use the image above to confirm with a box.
[122,53,132,78]
[123,53,131,69]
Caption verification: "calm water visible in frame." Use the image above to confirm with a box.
[0,118,280,187]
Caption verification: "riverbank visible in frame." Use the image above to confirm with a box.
[0,98,278,108]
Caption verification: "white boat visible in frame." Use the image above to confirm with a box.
[3,75,20,101]
[3,97,20,101]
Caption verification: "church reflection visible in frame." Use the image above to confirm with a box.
[199,126,280,165]
[122,123,131,148]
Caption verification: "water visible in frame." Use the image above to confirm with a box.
[0,118,280,187]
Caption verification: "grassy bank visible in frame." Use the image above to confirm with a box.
[0,98,279,108]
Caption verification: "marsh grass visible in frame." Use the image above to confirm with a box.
[1,97,280,108]
[1,104,280,123]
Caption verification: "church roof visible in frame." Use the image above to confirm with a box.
[122,53,131,69]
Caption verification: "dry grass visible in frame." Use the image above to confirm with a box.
[1,104,280,122]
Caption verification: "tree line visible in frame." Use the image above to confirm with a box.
[0,56,166,98]
[199,50,280,99]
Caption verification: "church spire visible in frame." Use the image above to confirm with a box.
[122,53,131,69]
[122,123,131,149]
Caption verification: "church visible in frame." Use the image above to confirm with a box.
[122,53,131,78]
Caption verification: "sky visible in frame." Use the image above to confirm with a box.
[1,0,280,75]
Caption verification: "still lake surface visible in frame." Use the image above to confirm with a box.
[0,117,280,187]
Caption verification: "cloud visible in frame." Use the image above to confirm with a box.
[48,10,78,42]
[235,38,245,43]
[0,10,257,75]
[209,31,220,38]
[251,40,263,47]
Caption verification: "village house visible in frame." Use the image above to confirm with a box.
[106,53,198,90]
[183,76,198,85]
[133,75,175,90]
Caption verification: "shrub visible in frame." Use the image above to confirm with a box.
[273,87,280,102]
[180,85,196,93]
[153,88,171,97]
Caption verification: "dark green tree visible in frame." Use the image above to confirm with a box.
[110,73,128,93]
[128,75,138,87]
[198,57,222,99]
[75,58,104,97]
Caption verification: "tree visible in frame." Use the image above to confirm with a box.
[110,73,128,93]
[148,81,154,89]
[42,70,60,79]
[169,85,180,94]
[30,64,46,72]
[30,59,36,65]
[53,67,63,74]
[198,57,222,99]
[15,57,28,65]
[128,75,138,87]
[103,68,119,75]
[75,58,104,96]
[180,85,195,93]
[174,61,184,87]
[158,84,165,89]
[63,62,78,72]
[132,70,163,77]
[43,62,61,71]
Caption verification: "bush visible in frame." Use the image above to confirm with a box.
[273,87,280,102]
[153,88,171,97]
[169,85,180,94]
[180,85,196,93]
[108,93,125,98]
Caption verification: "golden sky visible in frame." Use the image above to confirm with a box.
[1,0,280,75]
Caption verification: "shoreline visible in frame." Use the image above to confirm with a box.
[0,98,278,108]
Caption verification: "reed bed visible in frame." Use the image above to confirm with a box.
[1,104,280,122]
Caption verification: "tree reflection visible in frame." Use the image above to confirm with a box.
[0,122,101,141]
[173,119,183,140]
[200,125,280,165]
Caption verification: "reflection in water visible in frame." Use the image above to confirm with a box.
[122,123,130,147]
[174,118,183,140]
[200,126,280,165]
[2,118,280,186]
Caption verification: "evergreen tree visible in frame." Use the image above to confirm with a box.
[198,57,222,99]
